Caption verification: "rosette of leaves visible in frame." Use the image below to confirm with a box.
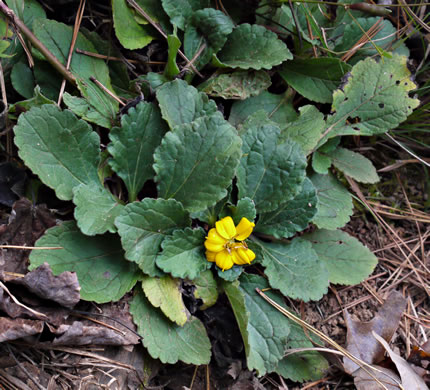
[13,52,417,379]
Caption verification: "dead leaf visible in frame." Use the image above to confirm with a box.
[0,199,56,275]
[0,162,26,207]
[353,365,401,389]
[0,317,44,342]
[344,291,407,374]
[15,262,80,309]
[373,332,429,390]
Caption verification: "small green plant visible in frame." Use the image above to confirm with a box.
[5,0,421,382]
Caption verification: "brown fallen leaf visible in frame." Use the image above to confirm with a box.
[0,199,56,275]
[353,365,401,390]
[0,317,44,342]
[344,290,407,374]
[14,262,80,309]
[373,332,429,390]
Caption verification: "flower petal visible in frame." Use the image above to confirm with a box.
[232,247,256,265]
[205,251,216,262]
[216,216,237,240]
[204,228,227,252]
[215,250,234,271]
[235,217,255,240]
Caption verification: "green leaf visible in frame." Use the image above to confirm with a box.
[326,147,379,183]
[112,0,154,49]
[164,32,181,79]
[71,79,119,129]
[33,60,63,100]
[11,62,35,99]
[198,70,271,100]
[141,276,188,326]
[7,0,46,30]
[256,178,318,239]
[191,8,234,52]
[29,221,140,303]
[33,19,118,127]
[73,183,124,236]
[217,265,243,281]
[190,193,229,226]
[257,238,329,301]
[108,102,168,201]
[156,79,217,128]
[33,19,112,88]
[156,227,210,280]
[9,86,54,115]
[184,25,214,70]
[312,151,332,174]
[275,319,329,381]
[14,105,100,201]
[224,274,291,375]
[189,270,218,310]
[302,229,378,285]
[310,173,353,230]
[278,58,351,103]
[335,18,407,62]
[115,198,191,276]
[325,55,419,139]
[279,105,325,155]
[229,91,298,128]
[154,112,242,212]
[161,0,209,30]
[237,111,307,213]
[217,24,292,69]
[130,287,211,364]
[222,197,257,225]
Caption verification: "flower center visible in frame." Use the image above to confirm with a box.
[225,239,248,253]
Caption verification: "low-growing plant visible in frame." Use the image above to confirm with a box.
[4,0,421,382]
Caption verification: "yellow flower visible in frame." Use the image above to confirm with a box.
[204,216,256,271]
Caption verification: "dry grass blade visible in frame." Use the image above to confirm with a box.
[397,0,430,33]
[341,17,384,62]
[255,288,397,390]
[0,280,47,319]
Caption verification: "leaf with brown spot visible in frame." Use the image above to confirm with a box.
[344,291,406,374]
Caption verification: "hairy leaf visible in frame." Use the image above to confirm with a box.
[115,198,191,276]
[154,113,242,212]
[14,105,100,201]
[278,58,351,103]
[279,105,325,155]
[256,178,318,238]
[229,91,298,127]
[112,0,154,49]
[217,24,292,69]
[156,80,217,128]
[224,274,291,375]
[161,0,209,30]
[73,183,124,236]
[29,221,139,303]
[311,173,353,230]
[302,229,378,285]
[189,270,218,310]
[156,228,210,280]
[237,111,306,213]
[325,55,419,139]
[108,102,168,201]
[141,276,188,326]
[130,287,211,364]
[258,238,329,301]
[326,147,379,183]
